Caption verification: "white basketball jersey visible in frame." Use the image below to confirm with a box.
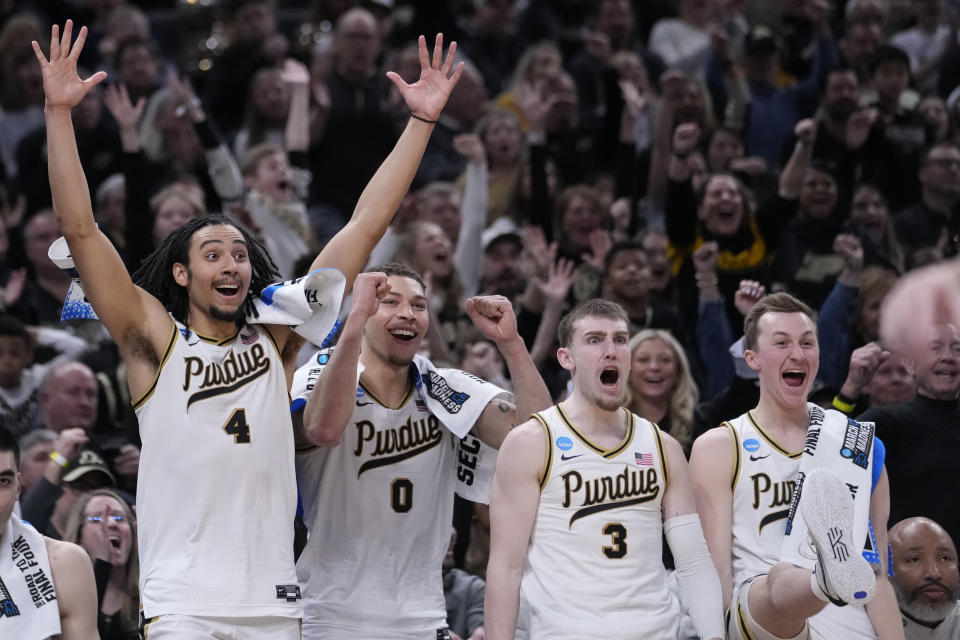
[727,411,875,639]
[727,411,805,590]
[521,404,681,640]
[296,378,458,638]
[134,321,300,619]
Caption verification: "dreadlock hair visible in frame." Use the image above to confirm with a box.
[131,214,280,325]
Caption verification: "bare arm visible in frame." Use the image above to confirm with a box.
[865,468,906,640]
[466,296,552,449]
[689,426,737,605]
[452,134,487,298]
[46,538,99,640]
[281,59,311,153]
[269,35,463,360]
[484,421,545,640]
[778,119,816,200]
[305,35,463,293]
[302,272,387,446]
[34,22,172,394]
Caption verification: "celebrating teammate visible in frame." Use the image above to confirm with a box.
[291,265,551,638]
[35,20,463,638]
[484,299,725,640]
[0,425,98,640]
[690,292,903,640]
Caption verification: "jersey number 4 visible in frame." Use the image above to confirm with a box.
[222,409,252,444]
[602,522,627,559]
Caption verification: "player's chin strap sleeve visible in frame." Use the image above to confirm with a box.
[664,513,726,640]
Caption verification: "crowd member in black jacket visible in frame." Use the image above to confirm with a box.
[859,322,960,552]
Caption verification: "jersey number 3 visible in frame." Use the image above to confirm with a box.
[602,522,627,559]
[222,409,252,444]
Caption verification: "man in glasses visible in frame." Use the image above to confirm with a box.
[0,424,99,639]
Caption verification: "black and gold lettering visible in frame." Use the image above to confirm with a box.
[354,415,444,475]
[561,466,660,527]
[182,344,271,407]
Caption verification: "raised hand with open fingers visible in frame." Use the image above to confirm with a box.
[32,21,107,111]
[386,34,464,123]
[103,83,145,131]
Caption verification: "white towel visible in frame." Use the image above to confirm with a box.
[290,350,505,503]
[780,404,876,569]
[48,236,344,345]
[410,354,505,504]
[0,514,61,639]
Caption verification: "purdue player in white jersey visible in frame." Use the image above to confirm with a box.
[485,299,725,640]
[35,22,464,638]
[690,292,904,640]
[0,426,99,640]
[293,265,551,639]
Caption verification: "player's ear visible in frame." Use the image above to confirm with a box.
[172,262,189,287]
[744,347,760,372]
[557,346,574,371]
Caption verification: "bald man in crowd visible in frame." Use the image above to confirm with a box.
[38,361,98,434]
[890,517,960,639]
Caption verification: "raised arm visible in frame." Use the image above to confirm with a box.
[689,426,737,605]
[306,34,464,294]
[484,421,544,640]
[281,58,311,153]
[34,22,171,381]
[466,295,552,449]
[301,272,388,446]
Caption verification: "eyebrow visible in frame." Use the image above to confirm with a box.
[0,469,15,478]
[198,239,248,249]
[583,331,626,339]
[771,331,816,337]
[383,292,427,303]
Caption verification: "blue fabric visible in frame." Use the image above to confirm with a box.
[816,280,859,389]
[696,299,736,398]
[871,436,885,492]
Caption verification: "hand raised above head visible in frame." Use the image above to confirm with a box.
[466,295,518,343]
[351,272,390,319]
[386,34,464,123]
[32,21,107,111]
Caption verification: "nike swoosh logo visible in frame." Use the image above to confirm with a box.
[356,400,373,407]
[560,453,584,461]
[749,453,771,461]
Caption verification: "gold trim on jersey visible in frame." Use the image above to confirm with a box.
[358,379,414,410]
[736,601,758,640]
[746,411,802,459]
[556,403,635,459]
[261,324,283,360]
[531,413,553,491]
[724,421,741,492]
[131,321,178,410]
[651,422,669,488]
[190,326,241,346]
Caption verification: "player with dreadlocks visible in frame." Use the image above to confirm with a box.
[34,20,463,638]
[131,214,280,326]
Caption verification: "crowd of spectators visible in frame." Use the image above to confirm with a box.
[2,0,960,637]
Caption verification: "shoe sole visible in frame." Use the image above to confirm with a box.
[802,469,876,605]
